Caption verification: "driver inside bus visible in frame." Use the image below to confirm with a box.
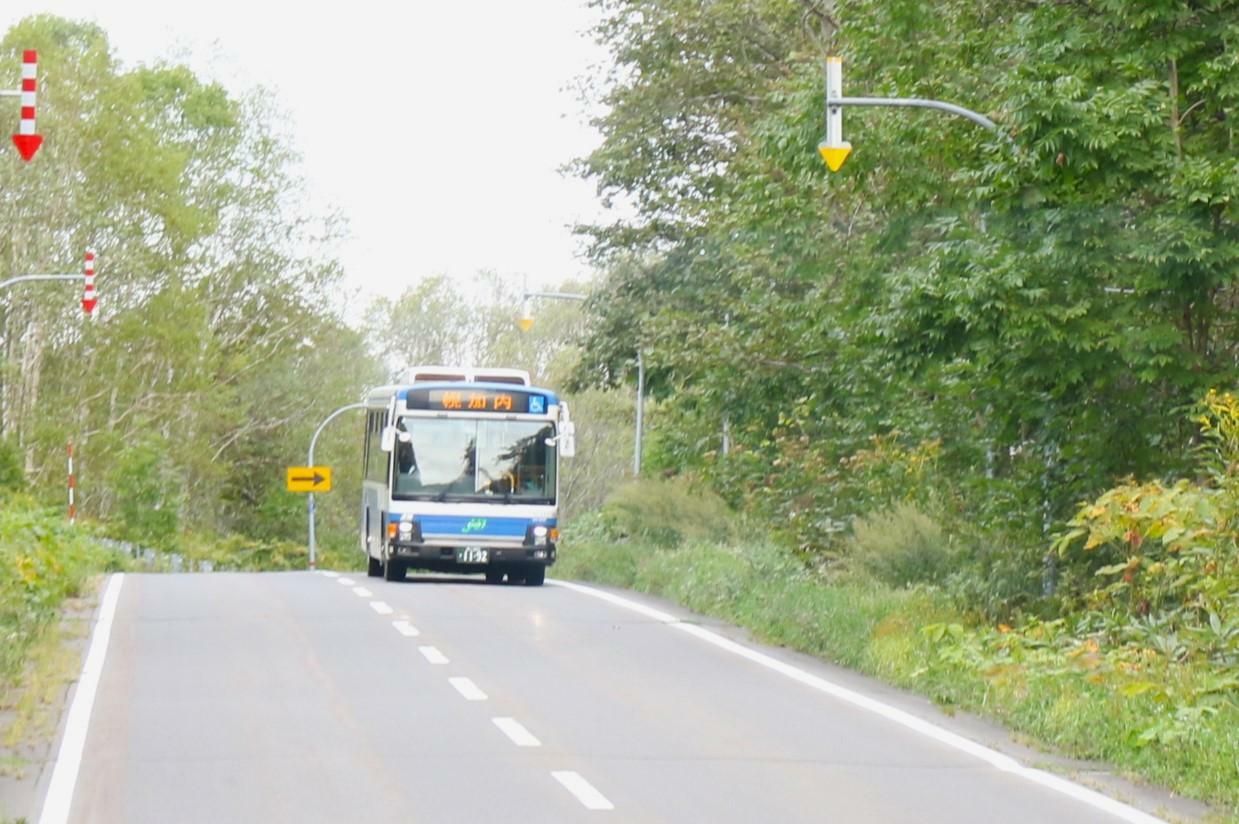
[395,421,418,480]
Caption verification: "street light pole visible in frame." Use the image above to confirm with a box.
[0,274,83,291]
[517,289,648,476]
[818,56,1010,173]
[832,96,1001,134]
[306,402,365,569]
[522,290,588,302]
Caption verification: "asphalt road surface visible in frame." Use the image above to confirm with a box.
[41,571,1169,823]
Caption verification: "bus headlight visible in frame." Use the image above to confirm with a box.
[533,526,548,539]
[393,519,421,544]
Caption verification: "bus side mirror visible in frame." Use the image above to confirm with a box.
[559,421,576,458]
[380,425,396,452]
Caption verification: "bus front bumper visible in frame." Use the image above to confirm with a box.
[388,542,557,566]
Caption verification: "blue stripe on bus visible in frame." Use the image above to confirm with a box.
[417,515,556,538]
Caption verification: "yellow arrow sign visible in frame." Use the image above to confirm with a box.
[287,466,332,493]
[818,143,853,172]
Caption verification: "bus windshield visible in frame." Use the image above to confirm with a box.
[391,416,556,503]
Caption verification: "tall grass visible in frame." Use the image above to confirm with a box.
[0,496,121,684]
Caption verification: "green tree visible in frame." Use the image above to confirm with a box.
[0,16,383,551]
[571,0,1239,565]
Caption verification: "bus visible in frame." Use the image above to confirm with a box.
[360,366,575,586]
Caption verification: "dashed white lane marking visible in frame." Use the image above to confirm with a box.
[419,646,449,665]
[552,771,613,811]
[322,571,339,578]
[392,620,420,637]
[448,677,487,701]
[38,574,125,824]
[493,717,541,747]
[370,601,393,615]
[353,586,373,598]
[337,577,355,586]
[547,580,1163,824]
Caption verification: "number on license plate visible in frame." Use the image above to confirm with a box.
[457,547,488,564]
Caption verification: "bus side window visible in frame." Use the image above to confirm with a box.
[365,411,387,483]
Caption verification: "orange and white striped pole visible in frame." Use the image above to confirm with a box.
[82,249,97,316]
[9,50,42,162]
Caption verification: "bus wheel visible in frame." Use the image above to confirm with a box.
[485,570,504,584]
[384,557,405,582]
[523,565,546,586]
[367,555,383,577]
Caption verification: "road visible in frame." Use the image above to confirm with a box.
[41,571,1166,823]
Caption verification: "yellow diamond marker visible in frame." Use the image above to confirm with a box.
[517,317,534,332]
[818,143,852,172]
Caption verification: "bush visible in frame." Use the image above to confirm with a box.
[847,502,955,588]
[177,532,309,571]
[0,496,121,682]
[601,477,734,547]
[0,440,25,492]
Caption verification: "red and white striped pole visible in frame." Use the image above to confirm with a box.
[82,249,97,316]
[10,50,42,162]
[67,442,76,524]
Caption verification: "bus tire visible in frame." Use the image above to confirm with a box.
[367,555,383,577]
[522,565,545,586]
[384,557,405,582]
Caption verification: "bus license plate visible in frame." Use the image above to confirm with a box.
[457,547,489,564]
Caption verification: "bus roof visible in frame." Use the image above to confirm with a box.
[403,365,530,386]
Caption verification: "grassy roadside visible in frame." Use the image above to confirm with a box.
[556,523,1238,819]
[0,496,121,822]
[0,602,93,780]
[0,497,122,692]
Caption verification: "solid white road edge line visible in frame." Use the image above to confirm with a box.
[493,717,541,747]
[551,770,614,811]
[370,601,394,615]
[547,579,1164,824]
[419,645,449,664]
[392,620,420,637]
[353,586,373,598]
[38,573,125,824]
[448,677,488,701]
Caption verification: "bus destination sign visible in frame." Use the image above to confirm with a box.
[406,388,545,414]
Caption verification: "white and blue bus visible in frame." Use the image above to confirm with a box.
[360,366,575,586]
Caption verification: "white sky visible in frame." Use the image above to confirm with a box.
[3,1,610,313]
